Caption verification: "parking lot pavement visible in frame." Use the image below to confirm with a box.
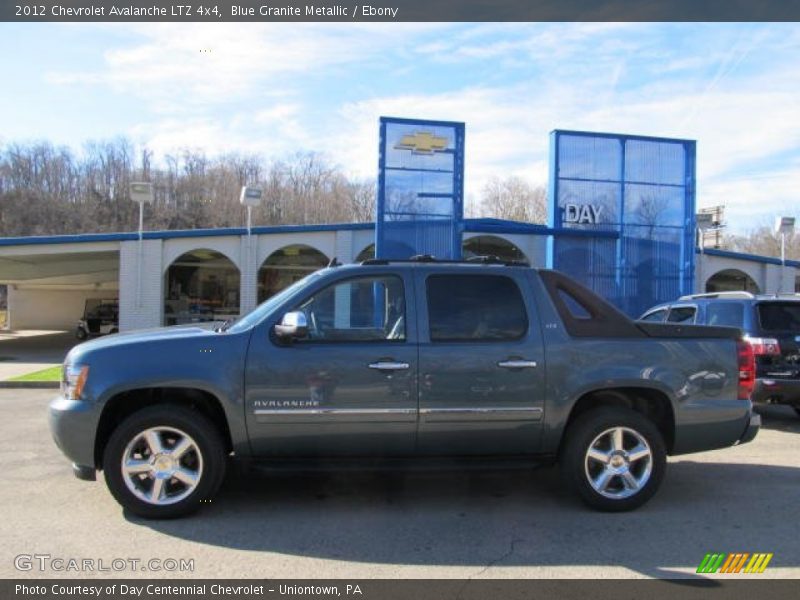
[1,388,798,580]
[0,331,75,379]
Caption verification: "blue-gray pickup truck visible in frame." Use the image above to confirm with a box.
[50,258,761,518]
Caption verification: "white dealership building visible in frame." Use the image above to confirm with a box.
[0,219,797,332]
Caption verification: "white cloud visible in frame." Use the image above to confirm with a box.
[333,60,800,232]
[45,22,452,113]
[38,22,800,233]
[127,110,309,160]
[700,160,800,229]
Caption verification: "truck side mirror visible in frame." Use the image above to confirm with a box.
[274,311,309,340]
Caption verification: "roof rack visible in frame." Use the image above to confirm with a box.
[360,254,530,267]
[678,291,756,300]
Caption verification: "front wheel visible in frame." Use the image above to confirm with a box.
[560,407,666,511]
[103,405,226,519]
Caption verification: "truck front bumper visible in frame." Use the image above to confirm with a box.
[49,395,99,478]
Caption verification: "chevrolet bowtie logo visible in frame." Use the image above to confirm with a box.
[395,131,449,155]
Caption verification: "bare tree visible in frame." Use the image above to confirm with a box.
[633,193,670,238]
[2,139,556,237]
[726,225,799,261]
[348,179,376,223]
[480,176,547,223]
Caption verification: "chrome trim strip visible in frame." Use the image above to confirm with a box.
[254,408,416,416]
[419,407,543,415]
[419,406,543,422]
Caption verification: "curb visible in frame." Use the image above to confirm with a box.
[0,381,59,389]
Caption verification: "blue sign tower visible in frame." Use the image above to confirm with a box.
[376,117,465,259]
[548,130,696,317]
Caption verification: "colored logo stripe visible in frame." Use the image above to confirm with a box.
[697,553,725,573]
[745,553,773,573]
[697,553,773,574]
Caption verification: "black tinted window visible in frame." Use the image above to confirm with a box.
[667,306,696,323]
[758,303,800,332]
[706,302,744,328]
[427,275,527,342]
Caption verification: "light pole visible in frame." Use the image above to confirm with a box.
[130,182,154,239]
[695,212,714,294]
[240,186,263,236]
[775,216,795,294]
[240,186,263,314]
[130,182,154,309]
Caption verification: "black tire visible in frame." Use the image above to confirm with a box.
[75,327,88,340]
[794,407,800,418]
[103,405,226,519]
[560,407,666,512]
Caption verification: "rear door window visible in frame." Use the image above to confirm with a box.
[426,275,528,342]
[705,302,745,328]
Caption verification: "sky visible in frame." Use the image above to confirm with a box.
[1,22,798,233]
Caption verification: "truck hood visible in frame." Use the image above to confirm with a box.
[65,324,220,363]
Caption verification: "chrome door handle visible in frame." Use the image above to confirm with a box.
[368,361,410,371]
[497,360,538,369]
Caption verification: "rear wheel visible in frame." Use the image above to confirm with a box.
[75,327,88,340]
[560,407,666,511]
[103,405,226,519]
[794,407,800,418]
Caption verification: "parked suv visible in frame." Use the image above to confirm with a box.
[641,291,800,416]
[50,259,759,518]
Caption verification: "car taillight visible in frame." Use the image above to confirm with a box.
[745,336,781,356]
[737,340,755,400]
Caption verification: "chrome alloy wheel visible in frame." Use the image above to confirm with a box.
[121,427,204,506]
[584,426,653,499]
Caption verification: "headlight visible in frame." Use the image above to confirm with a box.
[62,364,89,400]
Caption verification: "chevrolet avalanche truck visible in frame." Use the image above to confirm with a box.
[50,258,761,518]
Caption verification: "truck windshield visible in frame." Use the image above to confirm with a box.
[225,270,327,333]
[757,302,800,332]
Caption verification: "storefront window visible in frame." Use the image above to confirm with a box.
[164,249,240,326]
[258,245,329,304]
[462,235,527,263]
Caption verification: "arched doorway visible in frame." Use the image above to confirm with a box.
[164,249,240,325]
[355,244,375,262]
[462,235,528,263]
[706,269,760,294]
[258,244,329,303]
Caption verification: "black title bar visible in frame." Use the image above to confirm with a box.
[3,0,800,22]
[4,579,800,600]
